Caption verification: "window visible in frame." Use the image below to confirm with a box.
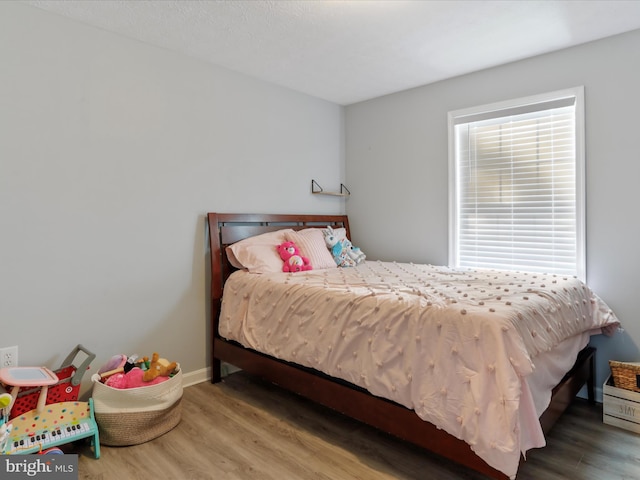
[448,87,585,280]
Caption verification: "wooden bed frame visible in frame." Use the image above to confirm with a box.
[207,212,596,480]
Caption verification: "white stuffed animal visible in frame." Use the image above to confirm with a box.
[346,242,366,264]
[323,226,365,267]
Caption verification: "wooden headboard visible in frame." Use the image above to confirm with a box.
[206,213,350,301]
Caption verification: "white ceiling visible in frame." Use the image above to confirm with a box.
[23,0,640,105]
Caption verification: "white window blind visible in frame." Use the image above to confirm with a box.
[448,88,585,280]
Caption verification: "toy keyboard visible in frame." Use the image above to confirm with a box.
[2,400,100,458]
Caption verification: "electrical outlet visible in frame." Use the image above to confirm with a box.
[0,346,18,367]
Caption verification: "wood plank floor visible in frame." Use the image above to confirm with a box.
[73,371,640,479]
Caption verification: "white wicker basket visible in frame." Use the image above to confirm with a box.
[92,367,183,446]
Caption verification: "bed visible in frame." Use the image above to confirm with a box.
[207,212,619,479]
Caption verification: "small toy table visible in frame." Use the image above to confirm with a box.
[0,367,59,414]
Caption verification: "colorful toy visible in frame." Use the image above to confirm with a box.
[0,392,11,411]
[277,241,313,272]
[92,352,176,386]
[2,400,100,458]
[1,345,95,419]
[40,447,64,455]
[0,364,100,458]
[0,367,60,417]
[322,226,366,267]
[97,354,128,375]
[143,353,178,382]
[94,354,141,382]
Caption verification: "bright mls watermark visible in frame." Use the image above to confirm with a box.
[1,455,78,479]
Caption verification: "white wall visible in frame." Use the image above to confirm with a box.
[346,29,640,399]
[0,2,345,385]
[3,1,636,402]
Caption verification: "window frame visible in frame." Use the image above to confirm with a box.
[447,86,586,280]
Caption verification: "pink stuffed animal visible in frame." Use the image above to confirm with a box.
[277,241,312,272]
[105,367,168,389]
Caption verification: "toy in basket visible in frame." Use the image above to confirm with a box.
[0,345,95,420]
[91,353,182,446]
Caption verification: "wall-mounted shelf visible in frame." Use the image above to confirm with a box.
[311,180,350,197]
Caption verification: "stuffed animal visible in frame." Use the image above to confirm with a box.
[346,241,366,264]
[323,226,366,267]
[277,241,312,272]
[143,352,178,382]
[105,367,168,389]
[323,226,354,267]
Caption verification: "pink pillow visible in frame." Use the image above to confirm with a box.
[226,229,294,273]
[287,229,337,270]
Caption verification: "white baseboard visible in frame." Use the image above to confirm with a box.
[181,363,241,388]
[182,367,211,387]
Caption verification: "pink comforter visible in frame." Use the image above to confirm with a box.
[219,261,618,478]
